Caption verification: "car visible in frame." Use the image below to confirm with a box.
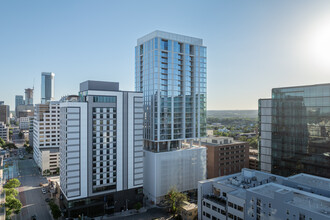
[41,189,46,194]
[31,215,37,220]
[45,198,50,202]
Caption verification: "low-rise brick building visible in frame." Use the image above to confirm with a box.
[200,136,249,179]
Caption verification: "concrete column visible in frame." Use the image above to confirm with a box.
[157,142,159,152]
[167,141,170,151]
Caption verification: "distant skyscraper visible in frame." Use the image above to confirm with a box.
[136,30,207,203]
[41,72,55,104]
[259,83,330,178]
[15,95,24,116]
[25,88,34,105]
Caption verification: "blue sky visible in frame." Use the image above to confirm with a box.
[1,0,330,110]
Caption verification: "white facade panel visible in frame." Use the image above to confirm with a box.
[144,147,207,203]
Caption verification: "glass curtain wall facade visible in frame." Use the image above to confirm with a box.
[135,31,206,152]
[41,72,55,104]
[259,84,330,178]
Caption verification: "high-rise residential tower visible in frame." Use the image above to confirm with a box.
[259,83,330,178]
[41,72,55,104]
[59,81,144,217]
[136,30,207,203]
[25,88,34,105]
[15,95,24,117]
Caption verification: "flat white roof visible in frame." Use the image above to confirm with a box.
[250,183,330,217]
[288,173,330,192]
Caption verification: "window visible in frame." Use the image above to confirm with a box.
[299,214,305,220]
[93,96,116,103]
[257,199,261,206]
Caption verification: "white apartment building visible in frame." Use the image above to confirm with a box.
[59,81,144,218]
[19,117,30,130]
[33,101,60,175]
[198,169,330,220]
[0,122,9,142]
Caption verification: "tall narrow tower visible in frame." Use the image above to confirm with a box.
[41,72,55,104]
[136,30,207,203]
[25,88,34,105]
[135,30,207,151]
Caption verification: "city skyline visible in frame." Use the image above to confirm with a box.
[1,0,330,110]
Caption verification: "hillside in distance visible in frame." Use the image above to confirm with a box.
[207,110,258,119]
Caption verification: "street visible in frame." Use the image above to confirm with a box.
[16,158,51,220]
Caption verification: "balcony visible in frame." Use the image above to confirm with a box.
[204,194,227,207]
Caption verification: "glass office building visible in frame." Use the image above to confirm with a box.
[41,72,55,104]
[135,30,207,152]
[259,83,330,178]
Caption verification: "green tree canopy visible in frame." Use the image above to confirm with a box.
[164,187,187,215]
[5,195,22,215]
[4,188,18,197]
[0,137,5,147]
[49,201,61,219]
[4,178,21,188]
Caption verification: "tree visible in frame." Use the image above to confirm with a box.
[43,169,51,176]
[26,146,33,154]
[4,178,21,189]
[18,132,23,139]
[5,195,22,215]
[239,136,248,142]
[248,137,258,149]
[49,201,61,219]
[134,202,142,211]
[55,167,60,175]
[164,187,187,215]
[5,143,17,149]
[0,137,5,147]
[9,129,13,137]
[4,188,18,197]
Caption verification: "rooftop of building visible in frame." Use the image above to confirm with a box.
[272,82,330,90]
[80,80,119,92]
[137,30,203,46]
[288,173,330,192]
[79,80,141,94]
[250,183,330,217]
[200,136,247,147]
[200,169,286,199]
[181,201,198,211]
[42,72,55,76]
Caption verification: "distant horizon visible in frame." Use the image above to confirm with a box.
[1,1,330,110]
